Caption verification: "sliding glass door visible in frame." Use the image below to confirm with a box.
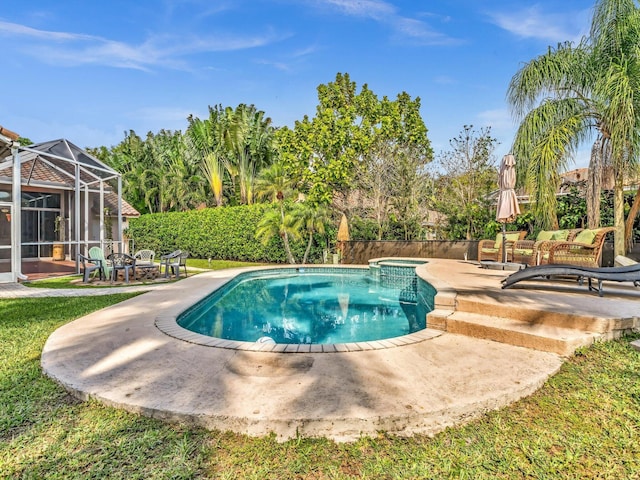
[0,204,12,281]
[21,192,61,259]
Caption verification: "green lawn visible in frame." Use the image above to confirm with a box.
[1,294,639,478]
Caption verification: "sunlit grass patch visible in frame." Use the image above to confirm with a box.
[1,293,639,478]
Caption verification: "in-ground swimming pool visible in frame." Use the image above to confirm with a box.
[178,267,433,345]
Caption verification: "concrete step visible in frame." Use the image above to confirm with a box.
[443,311,600,356]
[454,298,633,334]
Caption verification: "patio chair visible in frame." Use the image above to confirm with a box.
[547,227,615,268]
[478,231,527,262]
[134,249,155,266]
[79,253,105,283]
[160,250,181,277]
[107,252,137,284]
[165,250,189,278]
[88,247,112,280]
[512,228,583,266]
[501,259,640,296]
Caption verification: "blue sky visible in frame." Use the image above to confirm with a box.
[1,1,593,167]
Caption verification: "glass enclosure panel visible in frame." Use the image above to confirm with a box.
[0,206,10,247]
[43,194,60,209]
[39,210,56,257]
[21,210,38,258]
[0,184,11,202]
[0,205,10,273]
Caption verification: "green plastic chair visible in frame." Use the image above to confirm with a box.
[88,247,112,280]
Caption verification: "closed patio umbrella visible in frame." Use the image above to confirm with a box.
[336,214,350,263]
[496,154,521,263]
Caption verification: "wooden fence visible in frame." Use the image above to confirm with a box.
[339,240,615,266]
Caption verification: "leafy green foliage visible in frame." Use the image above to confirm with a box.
[349,216,380,241]
[276,73,432,205]
[557,187,589,229]
[127,205,328,263]
[508,0,640,254]
[433,126,499,240]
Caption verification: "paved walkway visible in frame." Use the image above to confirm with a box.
[0,281,165,298]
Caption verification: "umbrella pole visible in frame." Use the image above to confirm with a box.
[501,223,507,264]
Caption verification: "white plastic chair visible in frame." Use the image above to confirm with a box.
[134,249,155,266]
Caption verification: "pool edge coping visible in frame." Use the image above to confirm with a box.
[154,264,444,352]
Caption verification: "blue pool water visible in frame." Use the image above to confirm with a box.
[178,268,432,345]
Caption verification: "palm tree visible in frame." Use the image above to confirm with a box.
[187,107,230,207]
[255,163,300,264]
[255,208,301,264]
[507,0,640,255]
[291,202,331,264]
[224,104,275,205]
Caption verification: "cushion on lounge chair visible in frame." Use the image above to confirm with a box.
[493,232,522,249]
[550,230,570,241]
[574,229,597,245]
[536,230,555,241]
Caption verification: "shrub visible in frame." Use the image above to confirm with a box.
[127,204,329,263]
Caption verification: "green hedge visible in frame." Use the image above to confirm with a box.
[126,204,331,263]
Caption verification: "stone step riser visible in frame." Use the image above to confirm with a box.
[453,298,631,334]
[444,314,598,356]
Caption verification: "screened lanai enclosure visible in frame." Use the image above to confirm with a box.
[0,130,138,282]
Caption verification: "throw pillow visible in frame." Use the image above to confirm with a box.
[574,229,597,245]
[550,230,569,241]
[536,230,554,241]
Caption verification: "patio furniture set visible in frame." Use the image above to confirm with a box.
[478,226,639,296]
[79,248,189,284]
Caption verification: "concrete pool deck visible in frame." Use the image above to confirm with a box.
[38,259,640,442]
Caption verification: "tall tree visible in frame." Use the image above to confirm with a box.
[276,73,432,205]
[508,0,640,255]
[290,202,331,264]
[186,106,228,207]
[224,104,275,205]
[255,163,300,264]
[433,126,498,240]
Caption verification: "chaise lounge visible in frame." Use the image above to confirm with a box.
[501,261,640,296]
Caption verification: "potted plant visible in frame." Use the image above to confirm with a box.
[53,215,65,261]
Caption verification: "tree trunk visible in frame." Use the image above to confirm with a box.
[586,138,603,229]
[613,176,626,256]
[303,233,313,264]
[624,187,640,252]
[282,231,296,264]
[280,203,296,264]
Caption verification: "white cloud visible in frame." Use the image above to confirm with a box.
[487,5,590,44]
[0,20,286,71]
[321,0,395,20]
[313,0,459,45]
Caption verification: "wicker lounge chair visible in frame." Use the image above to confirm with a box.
[511,229,582,266]
[546,227,615,268]
[501,260,640,296]
[478,231,527,262]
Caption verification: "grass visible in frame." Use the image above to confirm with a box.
[1,294,640,478]
[24,259,268,289]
